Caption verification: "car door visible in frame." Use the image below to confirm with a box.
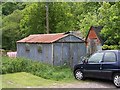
[84,52,104,78]
[100,52,117,80]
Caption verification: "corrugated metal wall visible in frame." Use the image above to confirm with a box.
[53,43,86,67]
[53,35,86,67]
[17,43,53,65]
[17,35,86,67]
[53,43,70,66]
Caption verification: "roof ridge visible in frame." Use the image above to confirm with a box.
[24,35,38,42]
[50,34,69,43]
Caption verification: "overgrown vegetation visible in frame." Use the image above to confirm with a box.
[2,57,73,81]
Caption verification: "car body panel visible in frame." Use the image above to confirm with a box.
[101,62,118,80]
[74,50,120,80]
[83,63,101,78]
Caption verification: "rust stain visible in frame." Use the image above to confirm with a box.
[17,33,68,43]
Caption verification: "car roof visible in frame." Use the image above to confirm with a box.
[97,50,120,53]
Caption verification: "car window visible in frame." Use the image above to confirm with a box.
[103,52,116,62]
[88,53,104,63]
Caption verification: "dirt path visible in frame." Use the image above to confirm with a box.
[48,79,115,88]
[27,79,116,88]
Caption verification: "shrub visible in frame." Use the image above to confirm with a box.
[2,57,29,74]
[102,45,120,50]
[2,57,73,81]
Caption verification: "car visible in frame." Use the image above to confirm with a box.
[73,50,120,88]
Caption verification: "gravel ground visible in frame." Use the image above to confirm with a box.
[48,79,116,88]
[27,78,116,88]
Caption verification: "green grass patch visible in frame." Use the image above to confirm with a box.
[2,57,74,81]
[2,72,60,88]
[0,74,2,89]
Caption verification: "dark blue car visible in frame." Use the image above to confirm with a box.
[74,50,120,88]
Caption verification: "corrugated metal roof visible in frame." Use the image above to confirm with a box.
[17,33,69,43]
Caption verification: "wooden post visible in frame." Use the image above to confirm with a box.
[46,2,49,34]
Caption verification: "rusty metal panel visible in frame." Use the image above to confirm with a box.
[17,33,66,43]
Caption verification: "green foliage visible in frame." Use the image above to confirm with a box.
[2,10,23,50]
[80,12,99,37]
[2,57,28,74]
[20,2,75,36]
[2,57,73,81]
[2,2,26,16]
[20,3,46,38]
[102,45,120,50]
[2,2,120,50]
[78,2,101,37]
[99,2,120,46]
[48,2,74,33]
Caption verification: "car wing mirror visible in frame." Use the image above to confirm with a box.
[82,58,88,64]
[99,60,103,63]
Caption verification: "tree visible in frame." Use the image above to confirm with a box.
[98,2,120,47]
[2,2,120,50]
[20,2,75,35]
[80,12,99,37]
[48,2,74,33]
[2,2,26,16]
[2,10,23,50]
[20,3,46,38]
[72,2,101,37]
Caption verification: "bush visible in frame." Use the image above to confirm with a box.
[2,57,73,81]
[2,57,29,74]
[102,45,120,50]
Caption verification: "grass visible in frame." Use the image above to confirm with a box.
[2,72,61,88]
[2,72,81,88]
[0,75,2,89]
[1,57,78,88]
[2,56,74,81]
